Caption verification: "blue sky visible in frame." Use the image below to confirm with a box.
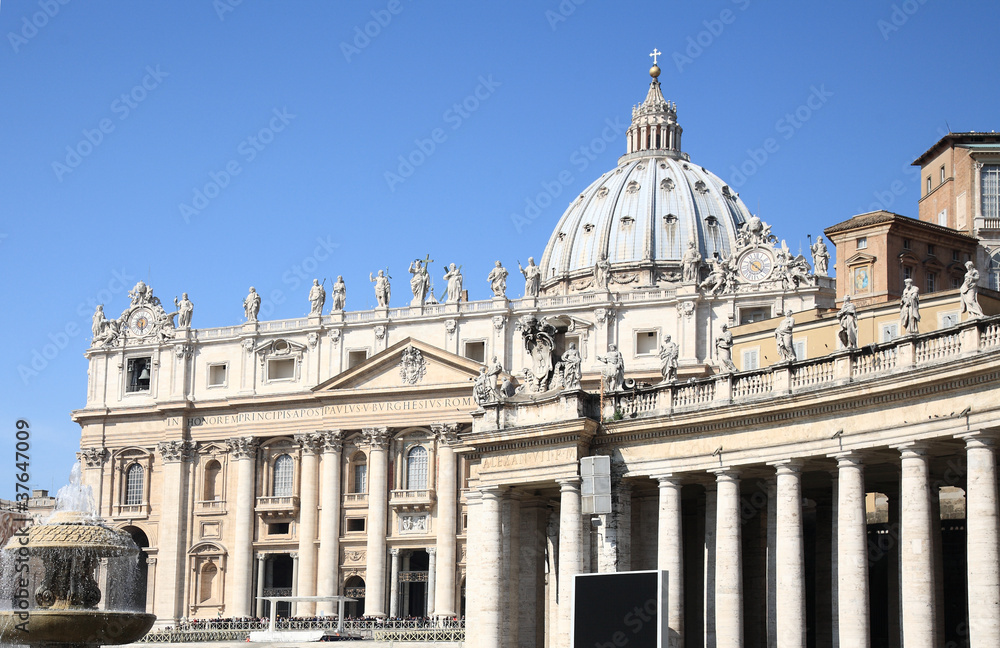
[1,0,997,498]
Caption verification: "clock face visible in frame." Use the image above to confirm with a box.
[128,308,155,337]
[738,250,774,283]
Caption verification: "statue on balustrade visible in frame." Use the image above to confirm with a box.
[699,258,728,296]
[810,235,830,276]
[715,324,737,372]
[409,257,431,306]
[444,263,464,303]
[598,344,626,391]
[900,278,920,335]
[775,310,796,362]
[837,296,858,349]
[370,269,391,307]
[960,261,984,319]
[174,293,194,328]
[308,279,326,316]
[487,261,508,299]
[472,367,498,406]
[681,240,702,283]
[331,275,347,312]
[519,257,541,298]
[244,287,261,322]
[659,336,679,383]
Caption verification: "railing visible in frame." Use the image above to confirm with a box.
[194,325,242,340]
[790,358,836,390]
[853,344,898,377]
[254,496,299,514]
[619,288,675,302]
[616,390,657,417]
[114,503,148,517]
[982,320,1000,349]
[915,331,960,363]
[733,371,773,399]
[344,310,381,323]
[195,500,226,512]
[137,616,467,642]
[344,492,368,504]
[259,318,309,332]
[674,381,715,408]
[390,489,433,501]
[373,627,466,641]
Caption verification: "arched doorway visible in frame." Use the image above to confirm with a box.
[344,576,366,618]
[122,526,149,612]
[459,576,466,618]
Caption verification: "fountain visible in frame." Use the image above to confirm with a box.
[0,464,155,648]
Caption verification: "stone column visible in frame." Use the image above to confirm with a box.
[294,433,323,616]
[255,554,266,617]
[431,423,460,618]
[766,475,777,648]
[315,430,343,616]
[704,483,717,648]
[479,485,505,648]
[465,489,483,646]
[503,493,521,648]
[290,552,299,616]
[835,452,869,648]
[227,437,258,618]
[427,547,437,618]
[962,433,1000,646]
[657,475,684,648]
[713,470,742,648]
[389,548,401,618]
[153,440,195,624]
[363,427,391,617]
[898,443,936,647]
[558,478,582,648]
[773,461,805,648]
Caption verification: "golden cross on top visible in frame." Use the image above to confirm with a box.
[649,48,661,66]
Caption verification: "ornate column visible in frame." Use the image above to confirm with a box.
[363,427,391,617]
[479,485,505,648]
[656,475,684,648]
[295,433,323,616]
[290,552,299,616]
[389,548,401,618]
[79,447,107,515]
[773,460,805,648]
[255,554,266,617]
[898,443,937,647]
[153,440,196,624]
[557,477,582,648]
[713,469,743,648]
[431,423,460,618]
[426,547,437,618]
[962,433,1000,646]
[227,436,259,618]
[835,452,869,647]
[315,430,344,616]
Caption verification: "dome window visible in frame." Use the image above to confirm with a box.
[663,214,678,225]
[596,186,609,199]
[636,163,645,171]
[682,163,690,170]
[722,185,735,199]
[620,215,635,226]
[583,223,595,233]
[659,163,667,170]
[694,180,709,194]
[660,178,675,192]
[705,215,719,227]
[557,232,566,241]
[626,180,640,194]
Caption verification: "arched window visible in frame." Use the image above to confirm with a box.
[351,453,367,494]
[406,446,428,490]
[199,563,217,603]
[272,454,293,497]
[203,460,221,501]
[125,463,144,505]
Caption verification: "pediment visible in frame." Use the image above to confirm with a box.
[845,252,876,266]
[313,338,485,393]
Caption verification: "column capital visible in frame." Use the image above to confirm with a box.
[478,484,506,500]
[361,427,391,449]
[709,467,740,483]
[289,551,299,559]
[79,447,107,468]
[832,451,864,468]
[430,423,461,446]
[653,474,684,488]
[427,546,436,556]
[390,547,400,557]
[295,433,325,455]
[556,476,582,491]
[227,436,259,460]
[157,439,197,463]
[893,440,932,458]
[768,458,804,474]
[318,429,344,453]
[957,430,998,449]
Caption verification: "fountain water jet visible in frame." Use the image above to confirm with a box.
[0,463,155,648]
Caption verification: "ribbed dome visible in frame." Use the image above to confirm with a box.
[538,70,753,293]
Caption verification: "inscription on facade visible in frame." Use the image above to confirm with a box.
[480,446,577,471]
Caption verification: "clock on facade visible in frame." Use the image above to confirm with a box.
[128,307,155,337]
[737,249,774,283]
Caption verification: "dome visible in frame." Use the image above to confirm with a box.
[538,67,753,294]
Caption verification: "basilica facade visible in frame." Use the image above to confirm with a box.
[73,62,1000,648]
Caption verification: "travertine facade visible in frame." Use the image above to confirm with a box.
[72,61,1000,648]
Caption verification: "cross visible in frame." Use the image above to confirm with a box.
[649,48,661,65]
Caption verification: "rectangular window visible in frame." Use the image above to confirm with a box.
[927,176,932,194]
[937,209,948,226]
[348,349,368,368]
[463,340,486,363]
[927,273,937,293]
[267,358,295,381]
[927,244,935,256]
[207,363,228,387]
[940,165,945,183]
[881,323,899,342]
[267,522,289,535]
[903,266,913,281]
[983,164,1000,220]
[634,330,658,356]
[952,250,960,262]
[793,340,806,361]
[738,307,770,325]
[353,464,367,494]
[857,237,868,250]
[741,348,759,371]
[902,239,911,250]
[940,312,960,328]
[126,357,151,393]
[346,518,366,533]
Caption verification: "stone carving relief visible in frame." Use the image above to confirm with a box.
[158,440,197,463]
[227,436,259,460]
[361,427,390,449]
[374,325,386,340]
[399,514,428,534]
[79,447,107,468]
[344,549,366,563]
[492,315,506,331]
[516,315,557,393]
[93,281,179,347]
[679,301,696,319]
[327,329,342,345]
[307,332,319,349]
[399,346,427,385]
[444,320,457,336]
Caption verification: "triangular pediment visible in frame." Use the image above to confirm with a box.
[845,251,876,266]
[312,337,486,393]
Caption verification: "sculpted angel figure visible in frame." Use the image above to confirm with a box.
[487,261,508,298]
[699,258,728,296]
[960,261,984,319]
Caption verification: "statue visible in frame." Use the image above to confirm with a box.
[91,305,106,339]
[900,278,920,335]
[960,261,984,319]
[716,324,737,372]
[597,344,625,392]
[408,257,431,306]
[308,279,326,316]
[487,261,508,299]
[128,280,149,306]
[837,296,858,349]
[559,343,582,390]
[370,269,391,307]
[518,314,557,392]
[444,263,464,303]
[594,253,611,290]
[174,293,194,328]
[331,275,347,311]
[658,336,679,383]
[775,310,796,362]
[472,367,497,406]
[519,257,541,298]
[699,258,728,296]
[681,241,702,283]
[243,287,261,322]
[810,236,830,276]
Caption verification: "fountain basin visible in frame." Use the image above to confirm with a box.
[0,609,156,648]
